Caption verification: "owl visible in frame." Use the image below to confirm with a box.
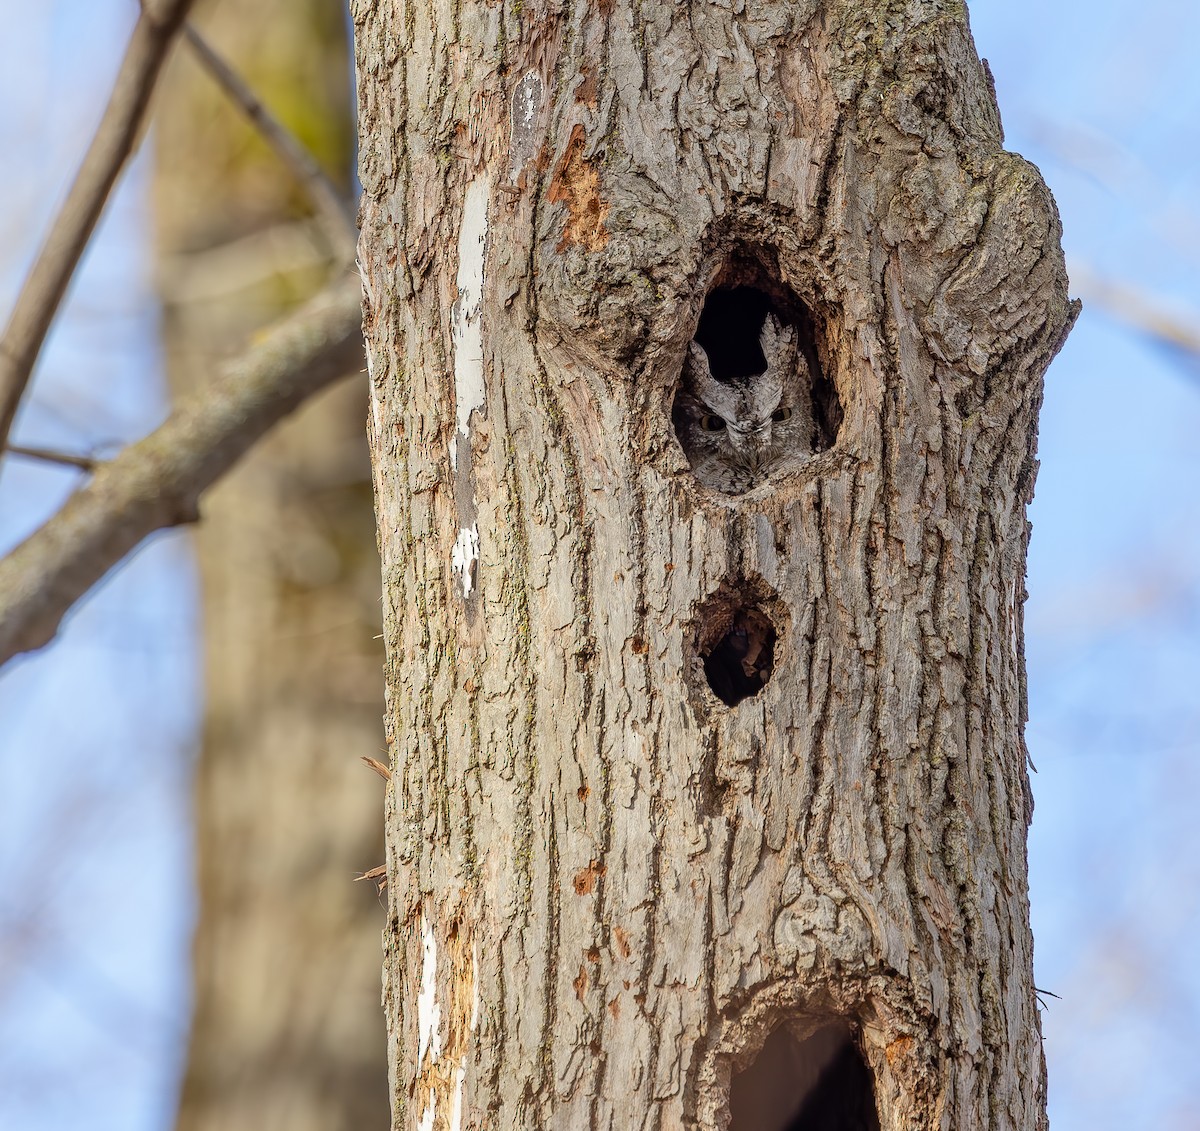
[673,314,816,494]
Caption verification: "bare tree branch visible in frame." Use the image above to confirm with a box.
[182,23,358,258]
[0,273,363,666]
[1071,262,1200,364]
[0,0,196,462]
[5,445,99,473]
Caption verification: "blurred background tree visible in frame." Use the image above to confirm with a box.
[0,2,387,1129]
[152,2,387,1130]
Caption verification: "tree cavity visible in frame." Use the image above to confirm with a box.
[727,1023,880,1131]
[693,582,779,708]
[672,279,840,495]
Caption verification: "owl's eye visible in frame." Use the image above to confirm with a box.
[771,406,793,423]
[699,413,727,432]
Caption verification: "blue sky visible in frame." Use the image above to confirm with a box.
[972,1,1200,1125]
[1,2,1198,1129]
[0,9,197,1130]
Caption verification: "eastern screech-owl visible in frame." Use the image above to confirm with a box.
[674,313,816,494]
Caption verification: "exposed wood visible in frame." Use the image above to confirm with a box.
[353,0,1076,1126]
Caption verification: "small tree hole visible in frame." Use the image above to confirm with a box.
[702,604,777,708]
[729,1023,880,1131]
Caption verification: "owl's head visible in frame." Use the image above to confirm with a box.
[675,314,813,493]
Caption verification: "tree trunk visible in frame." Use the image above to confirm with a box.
[353,0,1076,1127]
[153,4,390,1129]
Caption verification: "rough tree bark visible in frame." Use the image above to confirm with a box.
[153,3,389,1129]
[353,0,1076,1127]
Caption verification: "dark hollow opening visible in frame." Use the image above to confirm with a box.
[693,286,775,382]
[728,1024,880,1131]
[702,606,776,707]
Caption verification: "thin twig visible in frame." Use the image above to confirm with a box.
[6,445,100,473]
[0,273,363,666]
[354,865,388,896]
[182,23,358,258]
[361,756,392,781]
[0,0,196,464]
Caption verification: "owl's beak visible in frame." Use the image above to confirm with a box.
[728,421,771,448]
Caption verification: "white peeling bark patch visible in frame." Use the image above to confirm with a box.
[417,1092,436,1131]
[451,524,480,599]
[449,1060,468,1131]
[509,72,544,173]
[368,375,384,455]
[450,178,490,471]
[417,915,442,1065]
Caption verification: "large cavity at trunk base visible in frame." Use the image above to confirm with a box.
[728,1023,880,1131]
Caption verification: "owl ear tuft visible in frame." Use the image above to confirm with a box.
[686,340,713,381]
[758,313,796,372]
[684,340,739,419]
